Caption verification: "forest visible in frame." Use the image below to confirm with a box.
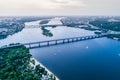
[89,21,120,31]
[0,45,56,80]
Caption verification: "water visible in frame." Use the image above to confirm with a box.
[0,21,95,47]
[45,17,63,25]
[0,18,120,80]
[30,38,120,80]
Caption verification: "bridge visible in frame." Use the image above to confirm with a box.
[40,24,63,27]
[0,34,106,49]
[25,24,64,28]
[25,25,40,28]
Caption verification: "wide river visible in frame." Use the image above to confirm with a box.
[0,18,120,80]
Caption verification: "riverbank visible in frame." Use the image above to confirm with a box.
[0,23,25,39]
[32,58,60,80]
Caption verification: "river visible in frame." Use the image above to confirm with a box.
[0,18,120,80]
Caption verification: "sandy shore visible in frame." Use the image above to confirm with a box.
[32,58,60,80]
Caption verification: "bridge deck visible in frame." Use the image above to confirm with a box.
[40,24,63,27]
[0,34,106,49]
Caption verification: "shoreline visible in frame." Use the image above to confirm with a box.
[32,58,60,80]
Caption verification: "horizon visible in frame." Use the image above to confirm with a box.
[0,15,120,17]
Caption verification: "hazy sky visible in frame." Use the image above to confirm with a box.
[0,0,120,16]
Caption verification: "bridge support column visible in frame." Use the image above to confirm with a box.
[63,40,65,44]
[72,38,74,42]
[76,38,79,41]
[29,44,31,48]
[55,40,57,45]
[39,43,40,47]
[89,37,91,39]
[47,41,49,46]
[68,39,70,43]
[77,38,79,41]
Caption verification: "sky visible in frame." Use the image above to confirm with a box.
[0,0,120,16]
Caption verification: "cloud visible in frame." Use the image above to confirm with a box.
[0,0,119,16]
[49,0,86,9]
[0,0,86,10]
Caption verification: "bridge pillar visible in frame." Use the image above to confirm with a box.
[55,40,57,45]
[79,38,82,41]
[38,43,41,47]
[80,38,82,40]
[63,39,65,44]
[29,44,31,48]
[72,38,74,42]
[68,39,70,43]
[47,41,50,46]
[76,38,78,41]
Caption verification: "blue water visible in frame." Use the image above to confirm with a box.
[30,37,120,80]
